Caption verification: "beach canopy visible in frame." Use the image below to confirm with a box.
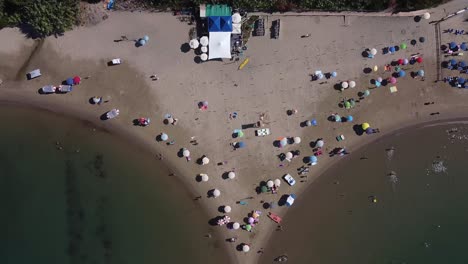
[398,70,406,77]
[286,194,296,207]
[362,123,370,130]
[213,189,220,197]
[236,141,245,148]
[160,133,168,141]
[183,149,190,157]
[224,206,231,213]
[331,71,337,77]
[316,139,324,148]
[417,69,425,77]
[200,36,209,46]
[423,12,430,19]
[461,43,467,51]
[208,32,232,59]
[200,53,208,61]
[400,43,407,50]
[450,42,457,49]
[309,155,318,164]
[200,173,209,182]
[349,81,356,88]
[202,156,210,165]
[416,57,423,63]
[370,48,377,55]
[285,152,293,160]
[293,137,301,144]
[242,244,250,252]
[267,180,274,188]
[274,179,281,186]
[389,46,395,53]
[228,171,236,179]
[347,115,354,122]
[389,77,397,84]
[341,81,349,89]
[233,222,240,229]
[189,39,199,49]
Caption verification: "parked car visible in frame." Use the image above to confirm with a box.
[283,174,296,186]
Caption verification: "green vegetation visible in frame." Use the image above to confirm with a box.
[396,0,448,11]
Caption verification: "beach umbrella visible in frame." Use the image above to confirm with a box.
[344,101,351,109]
[334,114,342,122]
[201,46,208,53]
[66,77,74,85]
[200,36,209,46]
[403,58,409,65]
[459,77,466,84]
[189,39,199,49]
[285,152,293,160]
[397,59,404,65]
[363,89,370,97]
[245,225,252,232]
[92,97,101,104]
[416,57,423,63]
[317,73,324,79]
[202,156,210,165]
[212,189,220,197]
[377,77,383,83]
[236,141,246,148]
[242,244,250,252]
[293,137,301,144]
[423,12,430,19]
[305,120,312,127]
[331,71,337,77]
[341,81,349,89]
[183,149,190,157]
[389,46,395,53]
[395,66,401,72]
[143,35,149,42]
[461,43,467,51]
[165,117,174,124]
[309,155,318,164]
[311,119,317,126]
[232,13,242,23]
[347,115,354,122]
[362,123,370,130]
[138,39,146,46]
[260,186,268,193]
[419,37,425,43]
[370,48,377,55]
[400,43,407,50]
[200,53,208,61]
[237,130,244,137]
[73,76,81,85]
[224,206,231,213]
[375,81,381,87]
[459,61,467,68]
[417,70,425,77]
[450,42,457,49]
[233,222,240,229]
[398,70,406,77]
[267,180,274,188]
[228,171,236,179]
[373,65,378,72]
[389,77,397,84]
[274,179,281,186]
[248,217,255,224]
[200,174,209,182]
[349,81,356,88]
[316,139,324,148]
[279,137,288,147]
[160,133,168,141]
[349,99,356,107]
[450,59,457,66]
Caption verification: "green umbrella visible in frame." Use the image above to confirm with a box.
[400,43,407,50]
[238,131,244,137]
[261,186,268,193]
[395,66,401,72]
[363,89,370,97]
[245,224,252,231]
[349,99,356,107]
[344,101,351,109]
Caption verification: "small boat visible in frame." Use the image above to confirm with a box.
[268,212,282,224]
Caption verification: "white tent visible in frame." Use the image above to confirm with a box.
[208,32,232,59]
[232,23,241,34]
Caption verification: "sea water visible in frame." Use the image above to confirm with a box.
[0,105,226,264]
[262,121,468,264]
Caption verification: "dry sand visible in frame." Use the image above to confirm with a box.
[1,1,468,263]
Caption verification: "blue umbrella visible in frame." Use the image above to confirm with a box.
[461,43,467,51]
[417,70,425,77]
[317,73,324,79]
[398,70,406,77]
[143,35,149,42]
[459,77,466,84]
[311,119,317,126]
[309,155,318,164]
[389,46,396,53]
[66,78,74,85]
[375,81,381,87]
[459,61,467,68]
[138,39,147,46]
[347,115,354,122]
[450,42,457,49]
[450,59,457,66]
[236,141,245,148]
[331,72,337,77]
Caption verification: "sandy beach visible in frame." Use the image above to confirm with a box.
[1,0,468,263]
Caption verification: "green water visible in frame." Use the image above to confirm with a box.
[262,122,468,264]
[0,105,226,264]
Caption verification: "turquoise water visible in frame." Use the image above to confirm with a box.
[262,122,468,264]
[0,105,226,264]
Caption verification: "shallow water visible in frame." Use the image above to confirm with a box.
[262,122,468,264]
[0,105,226,264]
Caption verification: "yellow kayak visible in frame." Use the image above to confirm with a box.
[238,58,249,70]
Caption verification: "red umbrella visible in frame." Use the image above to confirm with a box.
[389,77,397,84]
[397,59,404,65]
[73,76,81,85]
[416,57,423,63]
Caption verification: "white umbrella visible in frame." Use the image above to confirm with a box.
[200,53,208,61]
[316,139,324,148]
[233,222,240,229]
[349,81,356,88]
[183,149,190,157]
[189,39,199,49]
[200,173,209,182]
[423,12,430,20]
[160,133,168,141]
[267,180,274,188]
[213,189,220,197]
[201,46,208,53]
[341,82,349,89]
[274,179,281,186]
[293,137,301,144]
[242,244,250,252]
[370,48,377,55]
[232,13,242,23]
[165,117,174,124]
[224,206,231,213]
[202,156,210,165]
[92,97,101,104]
[228,171,236,179]
[200,36,209,47]
[285,152,293,160]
